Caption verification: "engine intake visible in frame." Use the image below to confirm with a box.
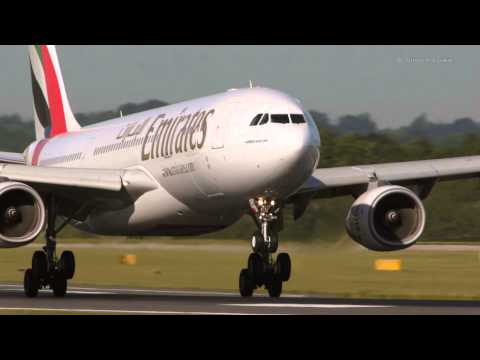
[345,185,426,251]
[0,182,46,248]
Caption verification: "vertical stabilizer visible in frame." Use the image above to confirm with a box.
[28,45,81,140]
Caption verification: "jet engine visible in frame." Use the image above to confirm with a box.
[345,185,426,251]
[0,182,46,248]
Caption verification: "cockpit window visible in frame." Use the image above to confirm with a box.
[258,113,269,125]
[271,114,290,124]
[291,114,306,124]
[250,113,306,126]
[250,114,263,126]
[290,114,306,124]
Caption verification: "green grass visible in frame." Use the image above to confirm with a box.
[3,240,480,300]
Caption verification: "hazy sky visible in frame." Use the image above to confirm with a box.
[0,45,478,128]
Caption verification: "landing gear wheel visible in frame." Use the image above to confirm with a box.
[239,269,254,297]
[24,269,39,298]
[251,231,265,253]
[59,251,75,280]
[248,253,264,285]
[52,274,67,298]
[32,251,47,281]
[275,253,291,282]
[267,277,282,298]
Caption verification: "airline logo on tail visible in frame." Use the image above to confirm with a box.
[29,45,81,140]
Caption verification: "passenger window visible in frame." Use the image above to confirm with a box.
[259,114,269,125]
[291,114,306,124]
[250,114,262,126]
[271,114,290,124]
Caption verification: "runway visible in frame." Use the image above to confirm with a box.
[1,284,480,314]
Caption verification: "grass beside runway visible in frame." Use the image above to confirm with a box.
[2,240,480,300]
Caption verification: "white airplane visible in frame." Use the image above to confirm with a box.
[0,45,479,298]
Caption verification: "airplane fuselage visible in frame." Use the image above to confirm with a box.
[24,88,321,236]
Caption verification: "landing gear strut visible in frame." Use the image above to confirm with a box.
[239,197,291,298]
[24,196,76,298]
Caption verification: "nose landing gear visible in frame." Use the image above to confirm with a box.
[239,197,291,298]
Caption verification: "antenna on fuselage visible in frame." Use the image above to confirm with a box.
[249,80,254,88]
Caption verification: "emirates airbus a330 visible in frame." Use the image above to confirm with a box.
[0,45,479,298]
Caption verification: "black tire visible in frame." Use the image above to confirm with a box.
[59,251,75,280]
[24,269,39,298]
[251,231,265,253]
[268,278,282,298]
[52,274,67,298]
[239,269,254,297]
[275,253,291,282]
[247,253,264,285]
[32,251,47,281]
[267,232,279,253]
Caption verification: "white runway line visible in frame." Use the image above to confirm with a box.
[73,287,239,297]
[0,307,287,315]
[0,288,113,295]
[0,284,307,298]
[0,285,114,295]
[0,284,236,296]
[66,286,306,298]
[0,285,236,297]
[225,303,394,309]
[63,291,114,295]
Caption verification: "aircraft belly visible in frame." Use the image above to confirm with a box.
[80,179,241,237]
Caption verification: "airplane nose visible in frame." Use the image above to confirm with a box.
[283,134,319,175]
[269,126,320,196]
[280,125,319,167]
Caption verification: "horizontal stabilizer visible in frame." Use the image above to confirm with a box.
[0,152,25,165]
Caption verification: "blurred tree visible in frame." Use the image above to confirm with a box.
[317,127,337,168]
[337,113,377,136]
[406,137,434,160]
[452,118,477,133]
[309,111,333,132]
[407,113,431,138]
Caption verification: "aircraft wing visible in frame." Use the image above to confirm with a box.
[0,164,158,217]
[0,152,26,165]
[294,155,480,200]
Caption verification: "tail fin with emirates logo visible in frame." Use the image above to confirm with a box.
[28,45,81,140]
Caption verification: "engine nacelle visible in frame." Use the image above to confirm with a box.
[345,185,426,251]
[0,182,46,248]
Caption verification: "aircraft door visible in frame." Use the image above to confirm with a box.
[211,115,225,150]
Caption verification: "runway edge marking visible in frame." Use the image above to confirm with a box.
[0,307,292,315]
[224,303,395,309]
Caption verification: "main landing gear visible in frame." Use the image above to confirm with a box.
[24,196,76,298]
[239,197,291,298]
